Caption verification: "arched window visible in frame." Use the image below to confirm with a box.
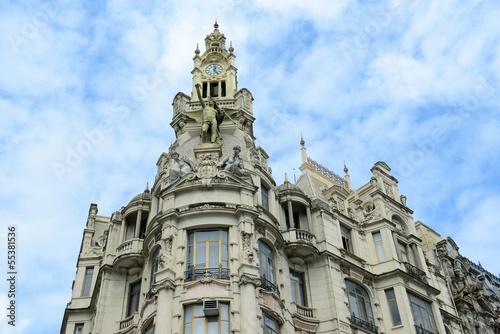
[258,240,275,284]
[150,247,160,288]
[345,280,374,325]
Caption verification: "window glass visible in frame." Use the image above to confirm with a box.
[385,289,402,326]
[408,293,437,332]
[258,241,275,284]
[261,185,269,210]
[373,232,386,261]
[344,280,374,324]
[262,315,279,334]
[341,226,353,253]
[188,229,228,272]
[150,248,160,288]
[398,243,409,263]
[128,281,141,316]
[184,304,230,334]
[82,267,94,297]
[290,271,306,306]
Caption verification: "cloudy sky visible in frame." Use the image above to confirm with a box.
[1,0,499,333]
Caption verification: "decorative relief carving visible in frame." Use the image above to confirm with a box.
[187,152,228,187]
[159,237,173,268]
[340,265,350,276]
[384,182,394,198]
[164,152,197,189]
[238,274,262,287]
[242,232,254,262]
[254,225,264,236]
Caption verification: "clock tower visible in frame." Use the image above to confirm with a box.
[192,20,237,100]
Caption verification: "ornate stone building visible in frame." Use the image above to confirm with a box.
[61,24,499,334]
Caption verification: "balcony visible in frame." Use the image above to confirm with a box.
[404,262,428,284]
[113,239,144,271]
[414,324,439,334]
[291,303,319,332]
[282,229,319,264]
[184,266,230,282]
[117,313,139,333]
[260,277,280,296]
[291,303,317,319]
[349,314,378,334]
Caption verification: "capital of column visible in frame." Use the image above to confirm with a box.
[238,274,261,287]
[155,278,176,292]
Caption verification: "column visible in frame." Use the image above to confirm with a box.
[134,209,143,238]
[287,199,293,229]
[156,284,174,334]
[305,205,312,232]
[119,217,127,244]
[391,232,402,261]
[410,243,423,269]
[239,279,259,334]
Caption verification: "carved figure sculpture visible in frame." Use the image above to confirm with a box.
[183,83,238,144]
[217,146,253,184]
[164,152,196,188]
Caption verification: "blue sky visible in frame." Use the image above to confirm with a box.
[1,0,499,333]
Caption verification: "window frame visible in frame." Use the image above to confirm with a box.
[290,270,306,306]
[261,184,269,210]
[183,303,230,334]
[385,288,402,326]
[398,242,409,263]
[258,240,275,284]
[344,280,374,324]
[261,313,280,334]
[372,232,386,262]
[150,247,160,288]
[127,281,141,317]
[408,293,438,333]
[340,225,353,253]
[81,267,94,297]
[187,229,229,271]
[74,323,84,334]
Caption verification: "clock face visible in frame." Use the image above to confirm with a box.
[205,64,223,76]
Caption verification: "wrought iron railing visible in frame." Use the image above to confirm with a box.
[260,277,280,296]
[414,324,439,334]
[184,266,230,282]
[349,314,378,334]
[404,262,428,284]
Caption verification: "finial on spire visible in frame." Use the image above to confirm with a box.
[343,160,349,174]
[145,182,150,193]
[284,173,290,184]
[195,43,200,55]
[214,18,219,29]
[300,132,305,147]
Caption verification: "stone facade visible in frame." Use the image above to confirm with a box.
[61,24,499,334]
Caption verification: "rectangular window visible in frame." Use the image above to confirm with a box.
[341,226,353,253]
[373,232,386,262]
[145,323,155,334]
[284,209,299,229]
[202,82,208,98]
[81,267,94,297]
[398,243,409,263]
[262,314,280,334]
[261,185,269,210]
[290,271,306,306]
[184,303,229,334]
[74,324,84,334]
[128,281,141,317]
[210,82,219,97]
[221,81,226,97]
[187,229,229,281]
[408,293,438,333]
[385,289,402,326]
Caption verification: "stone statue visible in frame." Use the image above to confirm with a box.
[217,145,253,183]
[164,152,197,188]
[183,83,238,144]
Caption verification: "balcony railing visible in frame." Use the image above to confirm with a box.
[292,303,316,319]
[184,266,230,282]
[295,230,314,242]
[116,239,143,256]
[404,262,428,284]
[349,314,378,334]
[414,324,439,334]
[118,313,139,330]
[260,277,280,296]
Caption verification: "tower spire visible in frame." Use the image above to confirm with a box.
[300,133,307,164]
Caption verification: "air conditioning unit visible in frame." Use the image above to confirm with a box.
[203,300,219,316]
